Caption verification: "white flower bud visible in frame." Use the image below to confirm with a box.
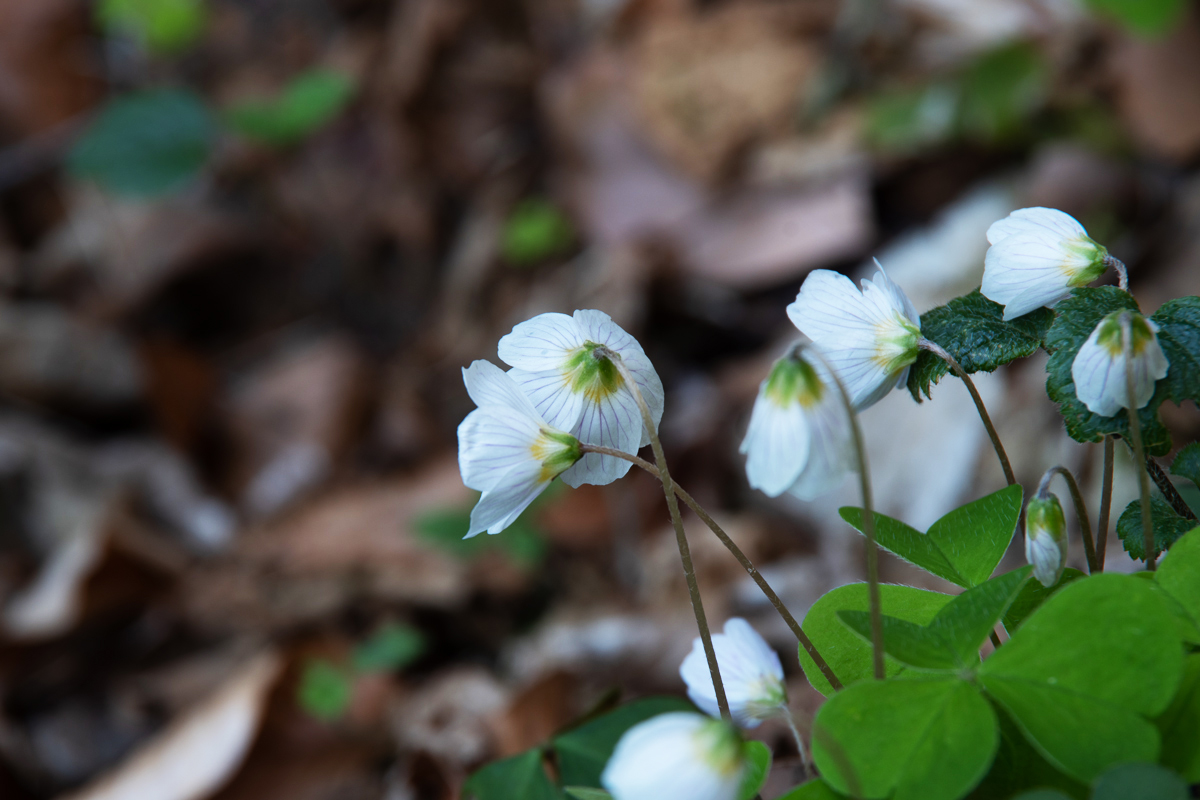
[680,618,787,728]
[1071,311,1169,417]
[1025,494,1067,587]
[601,713,746,800]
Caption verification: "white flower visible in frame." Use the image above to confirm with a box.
[1071,310,1170,417]
[457,360,582,537]
[786,265,922,411]
[680,618,787,728]
[982,207,1110,321]
[497,309,664,487]
[740,350,855,501]
[1025,494,1066,587]
[601,713,746,800]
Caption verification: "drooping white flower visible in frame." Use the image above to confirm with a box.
[497,309,664,487]
[458,360,582,537]
[601,712,746,800]
[786,265,922,411]
[1071,310,1170,417]
[680,618,787,728]
[740,350,855,501]
[1025,493,1067,587]
[982,207,1110,321]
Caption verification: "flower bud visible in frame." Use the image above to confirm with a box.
[601,713,746,800]
[1071,310,1170,417]
[1026,493,1067,587]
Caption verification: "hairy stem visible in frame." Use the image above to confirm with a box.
[1120,316,1155,570]
[1145,454,1197,521]
[602,351,730,719]
[783,706,812,779]
[1097,436,1114,571]
[1105,254,1129,293]
[919,339,1016,487]
[580,443,844,691]
[1037,466,1097,574]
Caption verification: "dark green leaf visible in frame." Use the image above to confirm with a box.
[908,291,1054,401]
[464,750,560,800]
[1082,0,1187,37]
[1001,568,1084,632]
[1043,287,1171,455]
[1152,296,1200,407]
[297,659,352,722]
[226,70,355,146]
[1157,655,1200,782]
[840,485,1023,588]
[836,611,959,670]
[1009,792,1074,800]
[812,678,998,800]
[775,779,849,800]
[966,707,1087,800]
[1169,442,1200,490]
[551,697,694,787]
[1091,762,1188,800]
[502,199,575,266]
[958,44,1048,143]
[1116,497,1194,560]
[563,789,612,800]
[737,740,771,800]
[69,90,216,197]
[798,583,952,696]
[97,0,206,54]
[352,623,425,673]
[1155,527,1200,637]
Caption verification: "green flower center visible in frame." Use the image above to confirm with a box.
[562,342,624,403]
[1064,237,1108,286]
[872,312,921,373]
[531,429,582,482]
[765,356,825,409]
[1094,311,1156,358]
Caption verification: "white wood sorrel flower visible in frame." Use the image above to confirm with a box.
[601,712,746,800]
[457,360,582,537]
[1026,493,1067,587]
[497,309,664,486]
[786,265,922,411]
[982,207,1110,321]
[1071,310,1169,417]
[740,350,855,500]
[680,618,786,728]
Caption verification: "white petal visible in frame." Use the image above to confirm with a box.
[602,714,744,800]
[462,360,544,419]
[466,460,548,537]
[559,388,643,487]
[506,367,586,433]
[813,338,899,412]
[680,642,724,721]
[986,207,1086,245]
[1026,530,1064,587]
[497,312,585,371]
[722,618,784,682]
[787,391,855,501]
[862,262,921,331]
[1072,334,1123,417]
[787,270,884,342]
[574,309,665,446]
[740,387,810,497]
[457,406,542,492]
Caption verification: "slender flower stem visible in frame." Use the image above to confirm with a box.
[1037,466,1097,574]
[1120,315,1156,570]
[1097,436,1114,571]
[1105,255,1129,292]
[600,350,731,719]
[783,706,812,779]
[919,339,1016,487]
[1145,455,1197,521]
[579,443,845,691]
[800,345,884,681]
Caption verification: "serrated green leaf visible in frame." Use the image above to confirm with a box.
[502,199,575,266]
[1155,526,1200,634]
[352,623,425,673]
[1043,287,1171,455]
[69,90,215,197]
[1082,0,1187,37]
[1116,497,1194,560]
[1001,568,1085,632]
[840,485,1022,588]
[738,740,771,800]
[1091,762,1188,800]
[1157,655,1200,782]
[1151,296,1200,407]
[227,69,355,146]
[798,583,952,696]
[97,0,206,54]
[908,291,1054,401]
[775,779,850,800]
[1169,442,1200,490]
[297,659,352,722]
[812,678,998,800]
[551,697,695,788]
[465,749,561,800]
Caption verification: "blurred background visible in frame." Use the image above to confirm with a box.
[0,0,1198,797]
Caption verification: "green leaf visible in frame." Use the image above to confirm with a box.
[1168,442,1200,490]
[352,623,425,673]
[502,199,575,266]
[69,89,216,197]
[775,779,850,800]
[1091,762,1188,800]
[737,740,771,800]
[464,749,560,800]
[563,789,612,800]
[1151,296,1200,407]
[1082,0,1187,37]
[297,659,352,722]
[908,291,1054,401]
[798,583,952,696]
[1044,287,1172,455]
[1009,792,1074,800]
[837,611,960,671]
[551,697,694,787]
[967,707,1088,800]
[958,43,1048,143]
[1157,655,1200,782]
[812,677,998,800]
[839,485,1023,588]
[1116,498,1194,560]
[97,0,206,54]
[226,69,355,146]
[1155,526,1200,632]
[1001,568,1085,632]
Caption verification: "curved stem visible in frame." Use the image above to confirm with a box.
[1120,315,1156,570]
[783,706,812,779]
[1037,466,1097,574]
[602,352,730,719]
[919,339,1016,487]
[1105,255,1129,293]
[1145,455,1197,521]
[580,443,844,691]
[1097,436,1114,571]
